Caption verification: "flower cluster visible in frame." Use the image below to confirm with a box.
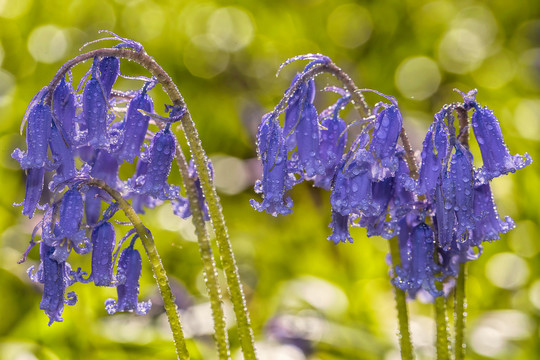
[13,35,202,325]
[252,56,532,299]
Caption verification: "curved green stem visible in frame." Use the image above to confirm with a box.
[181,118,257,360]
[389,237,414,360]
[167,129,231,360]
[454,264,467,360]
[49,46,234,358]
[86,179,189,360]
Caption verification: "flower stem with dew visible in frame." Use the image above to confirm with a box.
[389,237,414,360]
[435,281,450,360]
[85,178,189,360]
[48,46,236,359]
[455,263,467,360]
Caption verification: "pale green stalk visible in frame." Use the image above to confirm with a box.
[48,47,233,359]
[454,264,467,360]
[87,179,189,359]
[389,237,414,360]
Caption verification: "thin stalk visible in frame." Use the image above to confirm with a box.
[389,237,414,360]
[435,286,450,360]
[86,179,189,360]
[48,47,232,359]
[454,264,467,360]
[180,117,257,360]
[165,125,231,360]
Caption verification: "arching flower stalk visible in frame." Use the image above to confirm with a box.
[14,32,256,360]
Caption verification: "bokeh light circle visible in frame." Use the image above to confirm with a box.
[27,25,68,64]
[485,252,530,289]
[395,56,441,100]
[327,4,372,48]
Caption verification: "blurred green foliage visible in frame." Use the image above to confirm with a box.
[0,0,539,359]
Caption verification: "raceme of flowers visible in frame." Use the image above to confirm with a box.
[251,55,532,299]
[13,36,207,325]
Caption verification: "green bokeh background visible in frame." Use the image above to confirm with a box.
[0,0,539,359]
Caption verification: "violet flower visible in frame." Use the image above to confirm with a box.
[105,243,151,315]
[251,114,293,216]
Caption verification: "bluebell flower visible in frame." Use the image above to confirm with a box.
[330,148,375,217]
[105,243,151,315]
[293,81,323,178]
[90,150,121,190]
[368,100,403,180]
[82,61,111,149]
[49,124,76,189]
[136,128,178,200]
[84,187,104,225]
[470,103,532,183]
[416,109,450,198]
[313,95,348,190]
[471,183,515,244]
[12,96,53,169]
[251,113,293,216]
[14,167,45,219]
[449,144,475,237]
[327,211,353,244]
[434,172,455,250]
[115,82,154,163]
[172,159,211,221]
[282,76,314,150]
[42,189,90,262]
[439,240,481,278]
[28,243,78,325]
[52,77,76,142]
[98,56,120,98]
[393,222,442,298]
[357,176,394,238]
[128,157,160,214]
[91,222,116,286]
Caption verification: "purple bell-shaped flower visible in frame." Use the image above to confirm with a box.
[128,157,159,214]
[327,211,353,244]
[82,67,110,149]
[137,128,177,200]
[12,98,53,169]
[49,124,76,189]
[91,222,116,286]
[450,144,475,237]
[115,83,154,163]
[470,103,532,183]
[98,56,120,97]
[393,222,442,298]
[52,77,76,142]
[251,114,293,216]
[434,172,455,250]
[330,149,375,217]
[43,189,89,262]
[368,102,403,180]
[28,243,78,325]
[14,167,45,219]
[471,183,515,244]
[172,159,211,221]
[283,75,315,150]
[416,109,450,198]
[105,244,151,315]
[313,97,347,190]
